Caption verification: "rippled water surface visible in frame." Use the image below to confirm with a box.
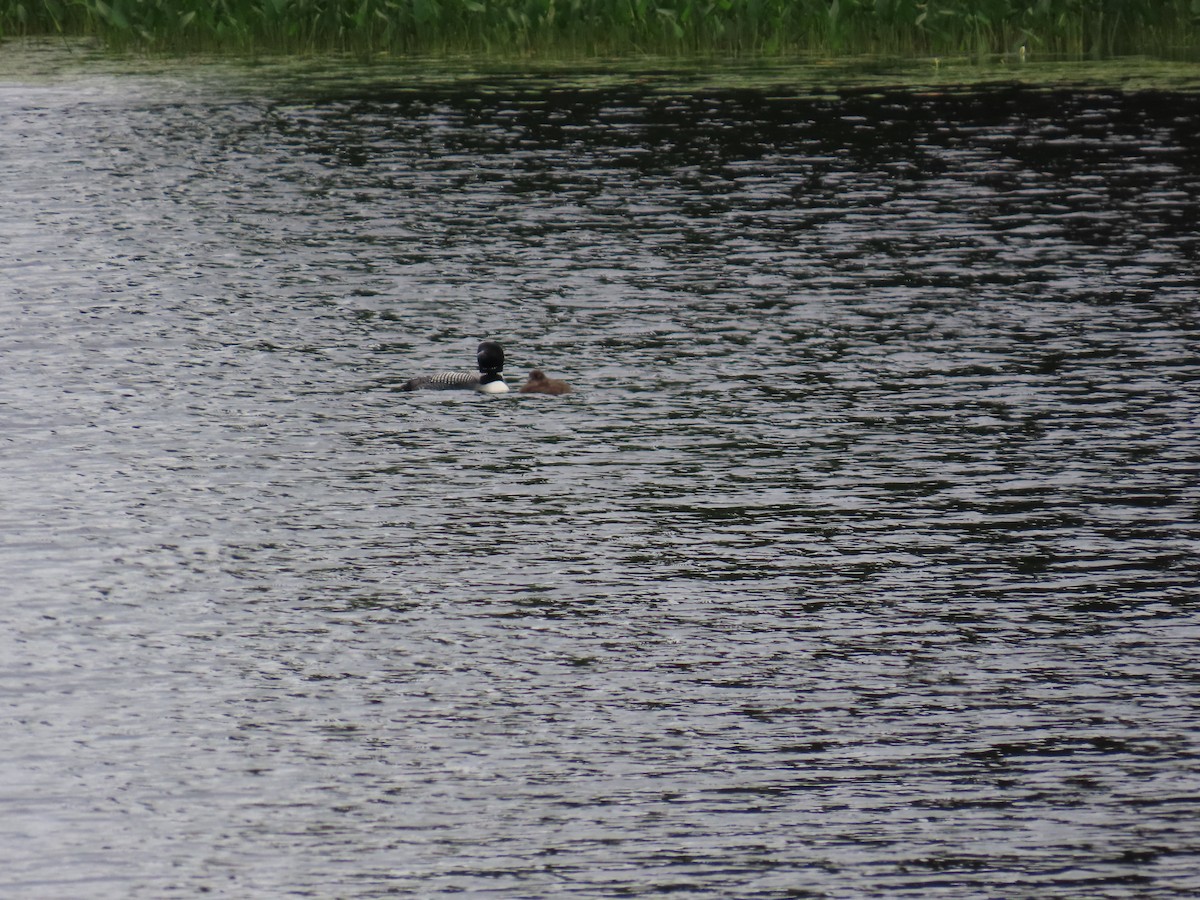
[2,46,1199,898]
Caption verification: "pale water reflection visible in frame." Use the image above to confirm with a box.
[1,47,1198,898]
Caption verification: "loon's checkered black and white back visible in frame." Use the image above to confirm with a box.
[402,370,482,391]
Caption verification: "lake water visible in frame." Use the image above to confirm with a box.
[2,44,1198,898]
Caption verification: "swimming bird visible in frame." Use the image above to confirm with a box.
[519,370,571,395]
[403,340,509,393]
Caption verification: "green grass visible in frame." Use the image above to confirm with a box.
[1,0,1197,57]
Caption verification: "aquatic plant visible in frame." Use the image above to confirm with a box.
[1,0,1197,57]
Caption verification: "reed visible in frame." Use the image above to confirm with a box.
[2,0,1196,57]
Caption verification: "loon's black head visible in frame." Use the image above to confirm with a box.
[477,340,504,374]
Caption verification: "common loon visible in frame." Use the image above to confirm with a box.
[402,340,509,393]
[519,370,571,395]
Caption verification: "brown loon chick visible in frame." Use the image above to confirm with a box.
[519,370,571,395]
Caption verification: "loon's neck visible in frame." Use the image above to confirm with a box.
[477,371,508,393]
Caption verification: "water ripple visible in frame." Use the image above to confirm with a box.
[1,54,1198,898]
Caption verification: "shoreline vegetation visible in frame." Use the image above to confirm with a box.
[1,1,1197,58]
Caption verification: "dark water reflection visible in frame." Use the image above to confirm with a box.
[2,53,1198,897]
